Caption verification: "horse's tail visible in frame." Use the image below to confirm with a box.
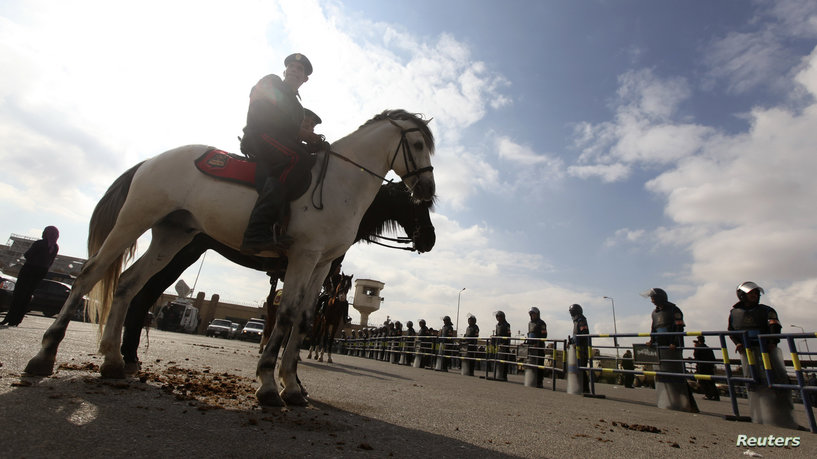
[86,161,145,329]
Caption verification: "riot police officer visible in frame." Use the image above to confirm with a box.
[569,304,591,393]
[403,320,416,365]
[437,316,455,371]
[461,314,480,376]
[728,281,797,428]
[416,319,431,368]
[645,288,698,413]
[527,307,547,388]
[493,311,511,381]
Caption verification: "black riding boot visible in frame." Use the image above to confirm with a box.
[240,178,293,254]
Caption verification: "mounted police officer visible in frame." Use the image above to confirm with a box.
[526,307,547,388]
[493,311,511,381]
[239,53,325,254]
[569,304,591,393]
[645,288,698,413]
[728,281,798,428]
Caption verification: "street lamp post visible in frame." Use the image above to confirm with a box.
[456,287,466,336]
[791,324,812,365]
[604,296,620,359]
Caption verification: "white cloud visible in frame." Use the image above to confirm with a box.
[585,46,817,333]
[569,69,715,182]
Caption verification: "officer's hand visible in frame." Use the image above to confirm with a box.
[735,343,744,354]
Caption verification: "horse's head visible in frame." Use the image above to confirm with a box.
[359,181,436,253]
[364,110,436,202]
[334,273,353,302]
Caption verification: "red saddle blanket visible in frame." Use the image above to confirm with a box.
[194,148,256,187]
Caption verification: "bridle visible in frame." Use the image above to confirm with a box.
[312,116,434,209]
[385,118,434,181]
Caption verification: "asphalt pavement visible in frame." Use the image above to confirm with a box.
[0,316,813,458]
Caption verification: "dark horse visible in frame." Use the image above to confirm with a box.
[307,272,353,363]
[120,181,436,372]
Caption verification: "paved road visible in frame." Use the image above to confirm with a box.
[0,316,813,458]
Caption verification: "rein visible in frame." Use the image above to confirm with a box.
[363,236,416,252]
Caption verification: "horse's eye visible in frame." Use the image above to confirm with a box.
[413,141,424,150]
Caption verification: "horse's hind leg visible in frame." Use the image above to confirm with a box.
[99,225,197,379]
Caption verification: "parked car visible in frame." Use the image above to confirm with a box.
[0,272,16,312]
[230,322,240,339]
[238,320,265,342]
[206,319,234,338]
[0,274,71,318]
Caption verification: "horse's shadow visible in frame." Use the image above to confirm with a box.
[0,369,510,458]
[299,359,414,382]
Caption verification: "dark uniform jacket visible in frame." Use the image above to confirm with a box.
[650,302,685,347]
[728,302,782,346]
[571,313,590,347]
[243,74,303,142]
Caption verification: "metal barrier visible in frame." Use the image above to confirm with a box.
[339,335,566,390]
[337,330,816,433]
[580,330,816,432]
[757,332,817,432]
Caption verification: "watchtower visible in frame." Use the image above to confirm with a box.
[352,279,384,327]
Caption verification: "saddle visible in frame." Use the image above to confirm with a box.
[194,147,316,200]
[194,148,257,187]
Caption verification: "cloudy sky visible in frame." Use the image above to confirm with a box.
[2,0,817,347]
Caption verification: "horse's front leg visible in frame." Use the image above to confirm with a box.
[276,258,330,406]
[255,321,289,406]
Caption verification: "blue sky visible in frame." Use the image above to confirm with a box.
[2,0,817,345]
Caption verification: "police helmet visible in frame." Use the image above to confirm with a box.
[737,281,764,301]
[529,306,540,315]
[418,319,426,326]
[442,315,452,323]
[495,310,505,318]
[647,288,668,302]
[406,321,413,328]
[569,304,582,315]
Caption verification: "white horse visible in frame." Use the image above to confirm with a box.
[25,109,436,407]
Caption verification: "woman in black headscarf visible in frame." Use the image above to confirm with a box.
[1,226,59,326]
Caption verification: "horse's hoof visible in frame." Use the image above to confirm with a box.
[123,361,141,376]
[281,388,308,406]
[100,362,126,379]
[24,355,55,376]
[327,357,333,364]
[256,385,285,407]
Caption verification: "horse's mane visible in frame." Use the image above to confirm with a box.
[358,181,436,240]
[360,109,435,153]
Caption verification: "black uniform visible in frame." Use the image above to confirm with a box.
[693,341,720,400]
[571,313,591,392]
[527,318,547,387]
[241,74,312,196]
[650,302,685,347]
[494,318,511,381]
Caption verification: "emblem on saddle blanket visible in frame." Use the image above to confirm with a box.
[194,148,256,187]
